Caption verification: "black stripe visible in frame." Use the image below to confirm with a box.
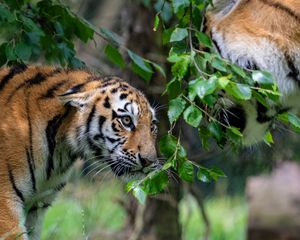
[120,93,128,100]
[59,83,85,97]
[7,68,61,102]
[8,164,25,203]
[103,96,111,108]
[285,54,300,85]
[124,102,131,112]
[25,94,36,171]
[26,148,36,192]
[259,0,300,22]
[111,139,125,152]
[111,122,120,132]
[211,36,222,56]
[106,136,120,144]
[117,108,127,113]
[28,203,51,213]
[112,110,118,119]
[101,80,120,88]
[45,108,70,179]
[39,80,69,99]
[111,88,118,94]
[86,106,102,156]
[120,83,128,90]
[0,64,27,92]
[99,116,106,130]
[86,105,96,134]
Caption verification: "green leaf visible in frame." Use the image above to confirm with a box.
[264,130,274,146]
[154,1,173,22]
[15,42,32,61]
[211,57,227,72]
[172,0,189,13]
[227,127,243,144]
[183,105,202,128]
[218,76,230,89]
[196,32,212,48]
[226,83,252,100]
[209,167,226,181]
[166,78,181,99]
[170,28,188,42]
[72,17,94,43]
[197,167,211,182]
[100,28,122,46]
[228,127,243,137]
[179,161,194,182]
[168,97,186,123]
[153,14,160,31]
[208,122,222,142]
[231,65,246,78]
[104,44,125,68]
[163,27,175,45]
[127,50,153,73]
[147,61,166,78]
[142,171,169,195]
[0,5,14,23]
[193,77,218,99]
[159,134,178,158]
[5,43,17,61]
[131,62,153,82]
[199,127,211,150]
[171,55,190,79]
[197,166,226,183]
[288,112,300,131]
[252,71,274,85]
[132,186,147,204]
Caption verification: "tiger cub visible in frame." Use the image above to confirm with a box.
[0,64,158,240]
[206,0,300,145]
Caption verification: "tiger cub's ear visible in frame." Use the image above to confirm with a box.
[58,87,97,108]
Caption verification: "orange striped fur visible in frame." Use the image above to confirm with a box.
[0,65,157,239]
[206,0,300,144]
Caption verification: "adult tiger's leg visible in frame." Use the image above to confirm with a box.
[0,196,27,240]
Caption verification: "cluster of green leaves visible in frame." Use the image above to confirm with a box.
[126,0,290,202]
[0,0,94,66]
[0,0,164,77]
[102,32,165,82]
[3,0,300,202]
[160,1,281,147]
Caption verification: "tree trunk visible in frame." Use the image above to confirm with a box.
[78,1,183,239]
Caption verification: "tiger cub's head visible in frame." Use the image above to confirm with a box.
[59,77,158,181]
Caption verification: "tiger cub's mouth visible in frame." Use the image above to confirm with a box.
[106,157,159,180]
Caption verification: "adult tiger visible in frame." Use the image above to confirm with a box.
[206,0,300,145]
[0,64,158,239]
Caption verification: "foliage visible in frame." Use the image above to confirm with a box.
[0,0,161,77]
[42,180,247,240]
[1,0,300,200]
[126,0,300,199]
[180,195,247,240]
[42,180,126,240]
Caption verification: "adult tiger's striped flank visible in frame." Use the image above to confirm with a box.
[0,65,158,239]
[206,0,300,145]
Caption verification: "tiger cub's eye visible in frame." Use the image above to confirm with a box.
[121,116,133,128]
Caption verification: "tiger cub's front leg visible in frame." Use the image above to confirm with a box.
[25,208,47,240]
[0,196,28,240]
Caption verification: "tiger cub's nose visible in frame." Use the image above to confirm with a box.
[139,156,152,168]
